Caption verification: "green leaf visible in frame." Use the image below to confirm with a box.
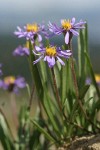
[78,29,85,77]
[61,59,73,104]
[79,85,90,99]
[28,41,43,100]
[78,23,89,79]
[0,113,14,150]
[31,120,56,143]
[43,91,61,137]
[85,53,100,98]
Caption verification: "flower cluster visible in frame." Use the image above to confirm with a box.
[14,18,86,68]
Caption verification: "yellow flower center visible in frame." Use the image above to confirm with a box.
[61,19,72,30]
[46,46,57,57]
[26,23,39,32]
[95,74,100,83]
[4,76,15,85]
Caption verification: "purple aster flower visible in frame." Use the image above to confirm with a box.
[13,45,29,56]
[0,76,26,93]
[48,18,86,44]
[14,23,46,43]
[86,74,100,86]
[33,45,72,68]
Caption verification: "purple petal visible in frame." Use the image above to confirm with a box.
[46,56,52,63]
[70,29,79,36]
[23,47,30,56]
[35,46,44,52]
[74,21,86,27]
[0,80,3,88]
[60,50,72,56]
[86,78,91,85]
[56,56,65,65]
[15,77,26,88]
[0,70,3,76]
[33,55,43,64]
[48,22,62,35]
[13,46,29,56]
[71,17,76,25]
[47,57,55,68]
[17,26,22,31]
[33,50,41,56]
[37,34,42,42]
[65,32,69,44]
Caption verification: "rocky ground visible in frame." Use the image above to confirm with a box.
[58,134,100,150]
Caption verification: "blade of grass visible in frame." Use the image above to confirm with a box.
[31,120,56,143]
[85,53,100,97]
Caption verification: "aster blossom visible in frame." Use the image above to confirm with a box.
[13,42,30,56]
[33,45,72,68]
[86,74,100,86]
[48,17,86,44]
[0,76,26,93]
[14,23,46,43]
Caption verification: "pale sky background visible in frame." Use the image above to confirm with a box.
[0,0,100,76]
[0,0,100,43]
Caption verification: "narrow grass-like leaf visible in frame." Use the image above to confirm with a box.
[78,23,89,82]
[28,41,43,100]
[85,53,100,97]
[0,114,14,150]
[31,120,56,143]
[43,91,61,137]
[61,60,67,103]
[79,85,90,99]
[78,30,85,77]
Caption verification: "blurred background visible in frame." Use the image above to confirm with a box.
[0,0,100,81]
[0,1,100,148]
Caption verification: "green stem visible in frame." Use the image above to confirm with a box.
[68,41,100,132]
[10,93,19,130]
[68,41,89,120]
[51,68,62,112]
